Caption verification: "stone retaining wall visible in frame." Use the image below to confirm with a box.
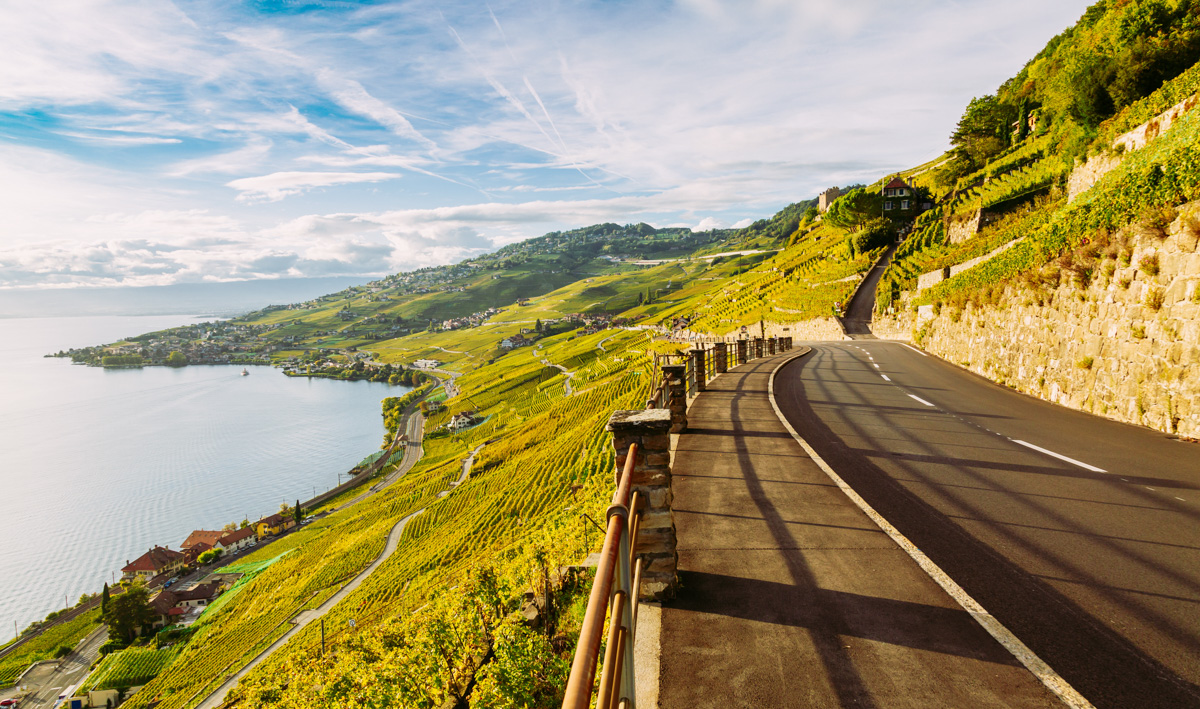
[904,207,1200,438]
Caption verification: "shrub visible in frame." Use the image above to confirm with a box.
[1077,356,1095,369]
[1144,286,1166,311]
[1132,323,1147,339]
[1139,253,1160,277]
[53,645,73,659]
[1139,204,1177,239]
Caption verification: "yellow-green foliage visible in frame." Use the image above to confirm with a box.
[122,327,651,708]
[0,609,102,685]
[85,645,182,691]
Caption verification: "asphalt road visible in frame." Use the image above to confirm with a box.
[774,341,1200,708]
[20,626,107,708]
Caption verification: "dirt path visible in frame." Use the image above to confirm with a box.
[437,441,488,498]
[196,508,425,709]
[539,359,575,396]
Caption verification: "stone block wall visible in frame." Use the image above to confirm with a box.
[607,409,678,600]
[898,207,1200,438]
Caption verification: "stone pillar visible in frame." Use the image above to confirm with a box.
[661,364,687,433]
[690,348,707,393]
[782,337,792,351]
[607,409,677,601]
[754,338,764,359]
[714,342,728,373]
[768,337,776,355]
[737,339,747,365]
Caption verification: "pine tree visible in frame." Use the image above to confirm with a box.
[101,583,110,614]
[294,500,302,526]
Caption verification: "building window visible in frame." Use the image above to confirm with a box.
[884,201,894,210]
[901,200,910,209]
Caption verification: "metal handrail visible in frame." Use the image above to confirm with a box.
[562,443,643,709]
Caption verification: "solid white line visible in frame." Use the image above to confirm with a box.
[908,394,935,407]
[900,342,929,357]
[1011,440,1106,473]
[767,353,1095,709]
[881,374,891,382]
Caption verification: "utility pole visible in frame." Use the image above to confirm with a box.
[321,618,325,656]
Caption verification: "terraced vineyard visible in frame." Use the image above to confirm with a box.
[84,646,182,691]
[0,608,101,685]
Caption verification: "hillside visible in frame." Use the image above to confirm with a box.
[63,3,1200,706]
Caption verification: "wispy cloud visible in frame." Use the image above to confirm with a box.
[0,0,1094,288]
[226,171,402,203]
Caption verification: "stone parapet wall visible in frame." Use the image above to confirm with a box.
[911,207,1200,438]
[723,317,846,342]
[948,208,983,244]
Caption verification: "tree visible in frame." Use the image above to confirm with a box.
[824,188,883,231]
[164,351,188,367]
[198,548,222,565]
[104,584,155,644]
[294,500,302,526]
[535,319,542,334]
[239,518,251,528]
[101,583,110,614]
[949,95,1015,170]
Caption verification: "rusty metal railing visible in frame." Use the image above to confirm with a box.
[562,443,643,709]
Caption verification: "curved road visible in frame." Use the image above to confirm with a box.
[774,341,1200,708]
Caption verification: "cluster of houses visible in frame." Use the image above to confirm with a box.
[441,306,501,331]
[116,512,301,628]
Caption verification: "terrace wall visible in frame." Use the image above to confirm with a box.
[882,206,1200,438]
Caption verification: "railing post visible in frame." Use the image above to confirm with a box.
[690,348,706,393]
[736,339,747,366]
[714,342,727,374]
[607,410,678,601]
[661,364,687,433]
[768,337,776,355]
[754,337,763,359]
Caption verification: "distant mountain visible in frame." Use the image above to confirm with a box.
[0,277,373,318]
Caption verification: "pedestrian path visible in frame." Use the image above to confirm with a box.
[656,350,1061,708]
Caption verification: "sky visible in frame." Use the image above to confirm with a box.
[0,0,1095,289]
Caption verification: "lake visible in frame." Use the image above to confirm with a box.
[0,315,405,638]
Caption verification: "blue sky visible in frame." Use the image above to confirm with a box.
[0,0,1093,288]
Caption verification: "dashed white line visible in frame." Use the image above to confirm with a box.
[1011,440,1107,473]
[873,363,881,369]
[767,352,1095,709]
[1146,487,1156,491]
[908,394,935,407]
[1176,497,1186,502]
[881,374,891,382]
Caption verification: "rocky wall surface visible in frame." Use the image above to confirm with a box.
[893,209,1200,438]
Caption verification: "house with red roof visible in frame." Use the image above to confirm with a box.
[217,525,257,553]
[121,546,185,583]
[150,581,223,627]
[181,529,224,551]
[255,512,295,541]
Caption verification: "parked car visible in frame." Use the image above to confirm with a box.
[0,698,19,707]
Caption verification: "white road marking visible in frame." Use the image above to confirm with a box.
[873,363,880,369]
[1146,487,1155,491]
[767,352,1095,709]
[1011,440,1106,473]
[1176,497,1186,502]
[901,343,929,357]
[881,374,891,382]
[908,394,935,407]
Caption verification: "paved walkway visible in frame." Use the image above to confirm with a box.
[658,350,1062,708]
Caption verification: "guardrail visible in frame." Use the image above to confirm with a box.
[562,442,643,709]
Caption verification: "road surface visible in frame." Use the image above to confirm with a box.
[774,341,1200,708]
[19,626,106,709]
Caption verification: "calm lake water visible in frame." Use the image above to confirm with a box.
[0,315,405,639]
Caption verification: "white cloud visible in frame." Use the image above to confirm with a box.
[226,171,403,203]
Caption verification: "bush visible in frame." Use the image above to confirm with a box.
[1144,286,1166,310]
[1077,356,1095,369]
[1139,252,1161,277]
[53,644,73,659]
